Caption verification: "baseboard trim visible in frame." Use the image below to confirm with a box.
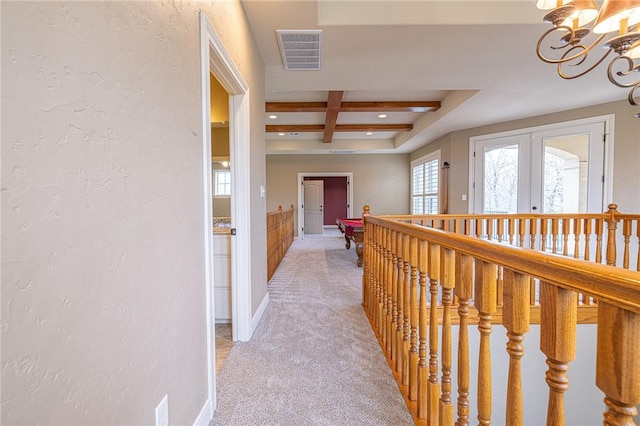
[193,397,213,426]
[251,291,270,333]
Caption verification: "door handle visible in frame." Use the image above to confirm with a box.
[532,206,538,211]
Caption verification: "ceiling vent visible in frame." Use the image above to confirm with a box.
[276,30,322,71]
[329,150,354,154]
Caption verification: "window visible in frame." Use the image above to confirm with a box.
[411,152,440,214]
[214,170,231,196]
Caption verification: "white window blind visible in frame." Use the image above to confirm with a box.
[411,152,440,214]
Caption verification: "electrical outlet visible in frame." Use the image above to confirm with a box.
[155,395,168,426]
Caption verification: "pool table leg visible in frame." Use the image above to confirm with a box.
[344,234,352,249]
[356,242,363,267]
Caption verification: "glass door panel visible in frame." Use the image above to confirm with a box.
[483,144,519,214]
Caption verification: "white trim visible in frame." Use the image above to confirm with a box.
[410,150,441,214]
[252,292,270,331]
[199,11,216,415]
[468,114,614,214]
[199,10,254,418]
[229,94,253,342]
[297,172,354,239]
[193,398,213,426]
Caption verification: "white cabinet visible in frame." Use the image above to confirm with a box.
[213,233,232,321]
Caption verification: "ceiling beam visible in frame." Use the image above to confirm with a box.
[323,91,344,143]
[265,100,441,113]
[266,123,413,133]
[265,102,327,112]
[335,124,413,132]
[339,101,440,112]
[266,124,325,132]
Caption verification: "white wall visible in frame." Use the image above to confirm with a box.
[1,1,265,424]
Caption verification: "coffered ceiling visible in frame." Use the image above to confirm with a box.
[240,0,628,155]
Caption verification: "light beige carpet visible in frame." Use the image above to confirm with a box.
[210,231,413,425]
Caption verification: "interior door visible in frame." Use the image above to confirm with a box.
[303,180,324,234]
[473,122,605,214]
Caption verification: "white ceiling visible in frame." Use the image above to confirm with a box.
[240,0,628,155]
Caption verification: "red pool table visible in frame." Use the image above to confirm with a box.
[336,218,364,267]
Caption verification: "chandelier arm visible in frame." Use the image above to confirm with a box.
[557,48,614,80]
[607,56,640,106]
[629,86,640,106]
[536,26,607,64]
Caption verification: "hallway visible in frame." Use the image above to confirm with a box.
[210,229,413,425]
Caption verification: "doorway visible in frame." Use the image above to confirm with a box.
[200,11,253,417]
[298,172,354,239]
[470,117,611,214]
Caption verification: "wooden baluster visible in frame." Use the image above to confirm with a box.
[540,282,577,426]
[366,221,374,312]
[562,218,570,257]
[379,227,388,345]
[583,219,593,305]
[426,243,441,424]
[402,234,412,386]
[508,218,515,245]
[596,218,604,264]
[487,218,494,241]
[584,218,592,261]
[518,218,526,248]
[551,217,559,254]
[390,230,398,360]
[476,219,483,240]
[596,302,640,426]
[475,260,497,426]
[623,219,631,270]
[377,224,385,331]
[440,247,455,426]
[529,219,538,305]
[409,236,419,401]
[497,218,504,243]
[455,253,473,426]
[605,204,619,266]
[497,267,504,307]
[362,220,369,313]
[385,228,393,353]
[395,232,404,374]
[503,269,531,426]
[541,218,549,252]
[417,240,429,415]
[573,218,581,259]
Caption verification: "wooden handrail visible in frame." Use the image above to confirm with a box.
[266,204,294,281]
[361,205,640,425]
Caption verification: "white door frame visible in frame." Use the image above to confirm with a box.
[468,114,614,213]
[200,11,253,416]
[297,172,354,239]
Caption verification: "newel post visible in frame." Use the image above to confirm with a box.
[596,302,640,426]
[605,203,620,266]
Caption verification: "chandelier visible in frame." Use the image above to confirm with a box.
[535,0,640,116]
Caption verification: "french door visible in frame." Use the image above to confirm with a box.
[472,121,606,214]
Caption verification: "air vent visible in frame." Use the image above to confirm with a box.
[276,30,322,71]
[329,150,355,154]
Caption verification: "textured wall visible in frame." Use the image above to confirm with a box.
[411,99,640,214]
[1,1,265,424]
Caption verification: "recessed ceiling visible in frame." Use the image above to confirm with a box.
[241,0,629,155]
